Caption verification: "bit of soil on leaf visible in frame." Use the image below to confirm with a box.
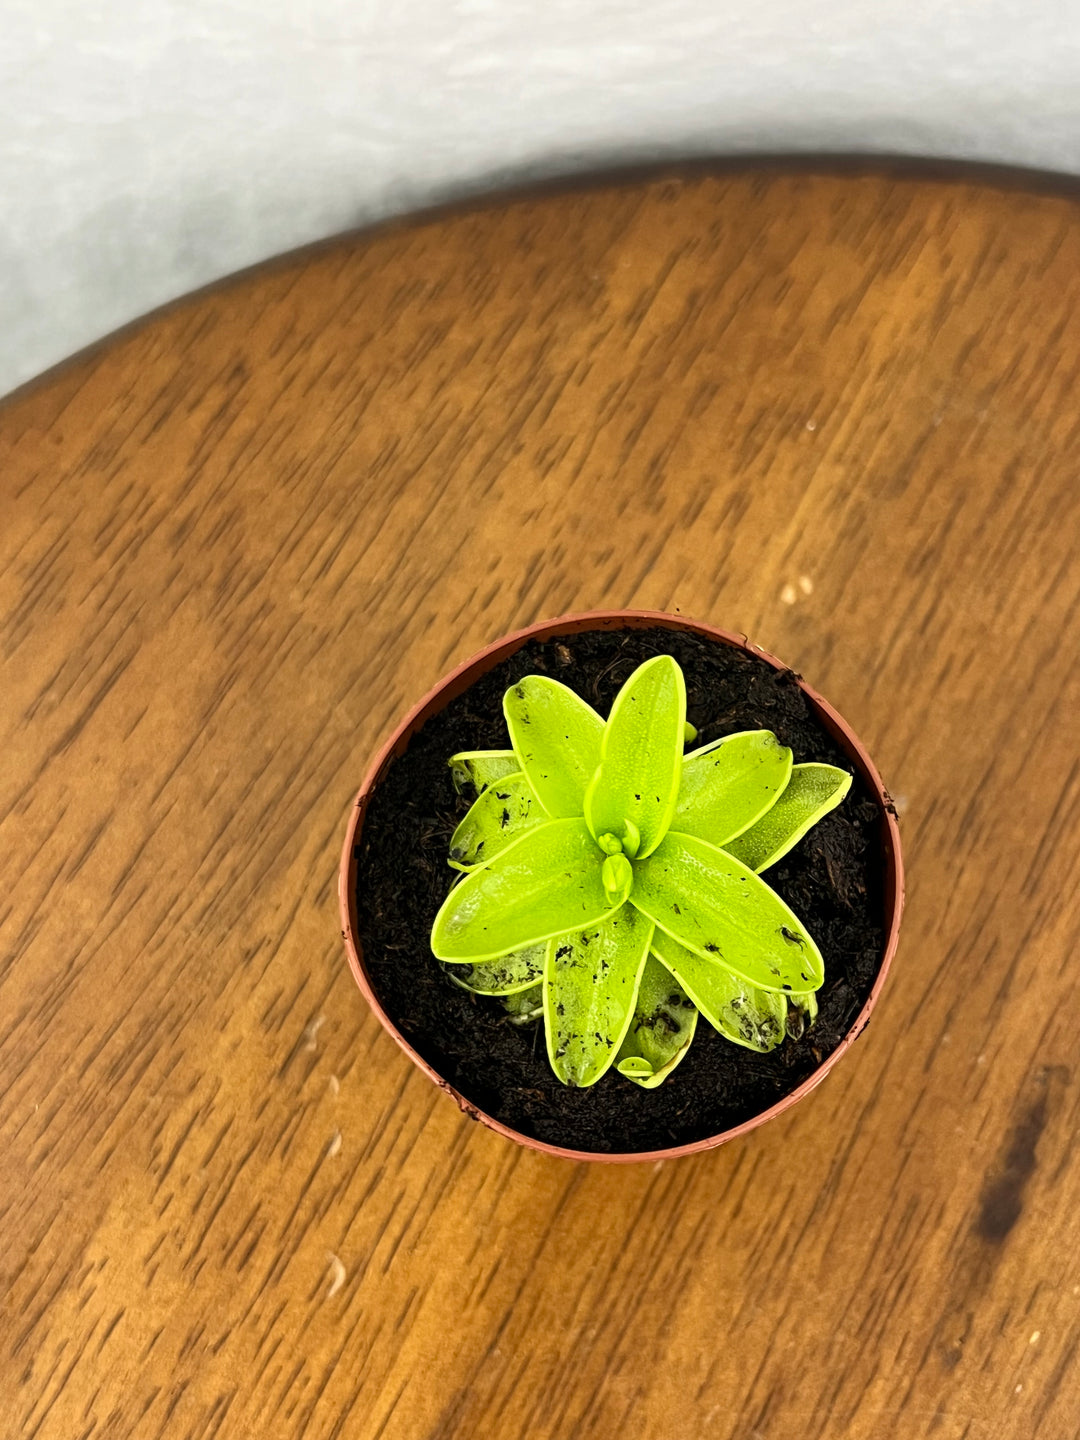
[355,627,887,1154]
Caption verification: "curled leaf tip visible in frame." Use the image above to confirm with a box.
[601,852,634,906]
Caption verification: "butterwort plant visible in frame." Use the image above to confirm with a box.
[431,656,851,1088]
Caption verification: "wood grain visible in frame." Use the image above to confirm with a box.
[2,169,1080,1440]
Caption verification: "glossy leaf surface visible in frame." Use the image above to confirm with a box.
[431,819,612,961]
[544,906,653,1086]
[601,852,634,906]
[615,952,699,1087]
[725,763,852,872]
[503,677,604,817]
[650,928,787,1052]
[448,772,544,868]
[584,655,686,858]
[674,730,792,847]
[630,830,824,992]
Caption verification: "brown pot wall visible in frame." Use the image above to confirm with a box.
[338,610,904,1164]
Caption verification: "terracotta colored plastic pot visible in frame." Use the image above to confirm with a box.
[339,610,904,1164]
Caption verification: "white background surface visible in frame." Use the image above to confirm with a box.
[3,1,1080,397]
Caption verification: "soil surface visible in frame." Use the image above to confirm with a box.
[354,628,887,1153]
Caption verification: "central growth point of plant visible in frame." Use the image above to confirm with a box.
[431,654,851,1089]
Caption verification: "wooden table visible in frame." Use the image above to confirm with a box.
[3,168,1079,1440]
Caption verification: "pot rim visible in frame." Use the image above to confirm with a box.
[338,609,904,1164]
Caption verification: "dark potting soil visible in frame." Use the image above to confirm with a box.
[354,627,887,1153]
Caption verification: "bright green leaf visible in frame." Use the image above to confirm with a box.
[442,945,546,994]
[650,929,787,1052]
[724,763,853,872]
[601,852,634,906]
[544,905,653,1087]
[584,656,686,859]
[629,830,824,992]
[449,750,520,795]
[431,818,613,961]
[615,952,699,1088]
[617,1056,655,1078]
[448,772,544,868]
[502,677,604,818]
[674,730,792,847]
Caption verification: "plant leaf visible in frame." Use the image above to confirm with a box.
[617,1056,654,1077]
[502,677,604,818]
[448,772,544,868]
[650,929,787,1052]
[615,952,699,1087]
[583,655,686,858]
[601,852,634,906]
[629,830,824,992]
[431,818,612,961]
[502,983,544,1024]
[442,945,546,994]
[449,750,520,795]
[724,763,853,872]
[544,905,653,1087]
[784,987,819,1040]
[674,730,792,847]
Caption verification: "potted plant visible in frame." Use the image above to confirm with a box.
[339,611,903,1162]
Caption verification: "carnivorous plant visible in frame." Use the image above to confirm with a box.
[431,656,850,1088]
